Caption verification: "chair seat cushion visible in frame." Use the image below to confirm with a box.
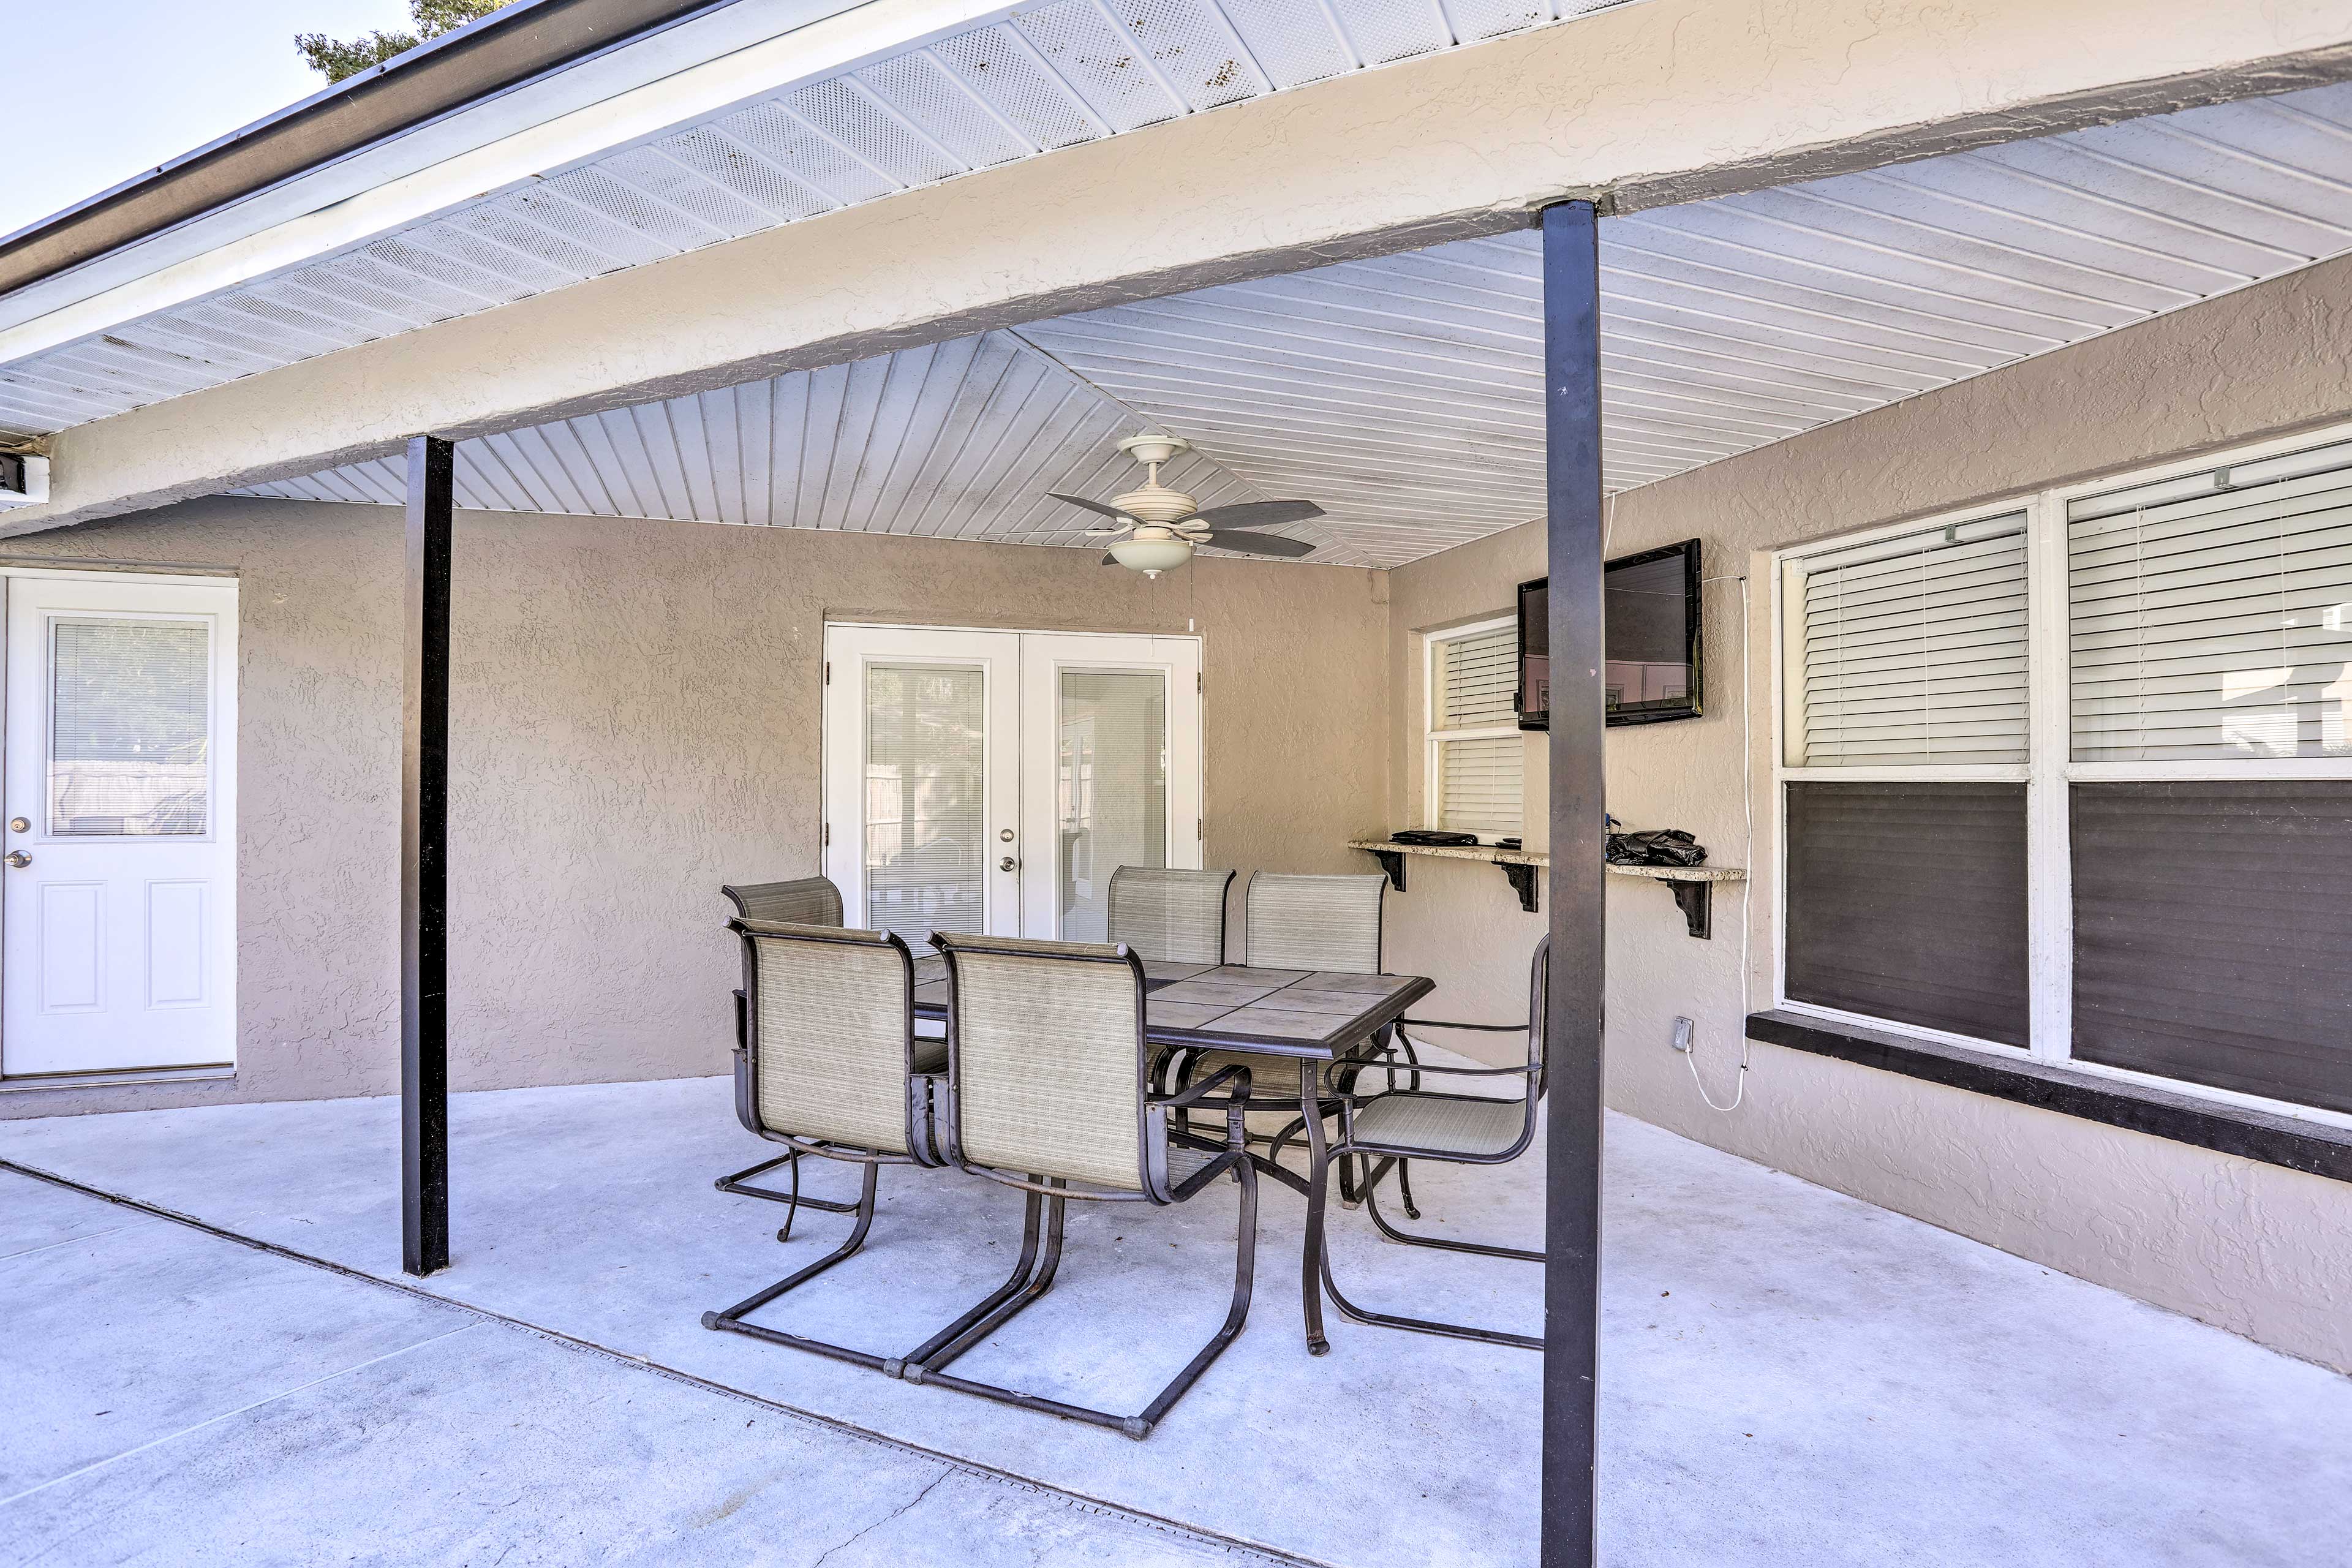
[1349,1092,1529,1158]
[1164,1142,1228,1187]
[913,1036,948,1074]
[1188,1046,1395,1102]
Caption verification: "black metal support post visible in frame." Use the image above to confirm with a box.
[1539,199,1605,1568]
[402,435,454,1277]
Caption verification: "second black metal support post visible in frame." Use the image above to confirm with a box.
[402,435,453,1278]
[1539,199,1607,1568]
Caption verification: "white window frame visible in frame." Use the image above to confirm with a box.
[1423,614,1523,843]
[1772,420,2352,1131]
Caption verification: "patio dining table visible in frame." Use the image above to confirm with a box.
[914,959,1434,1354]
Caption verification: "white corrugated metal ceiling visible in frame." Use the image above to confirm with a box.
[235,82,2352,567]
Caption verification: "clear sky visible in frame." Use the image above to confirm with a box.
[1,0,418,238]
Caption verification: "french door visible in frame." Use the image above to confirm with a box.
[821,625,1202,941]
[2,572,239,1079]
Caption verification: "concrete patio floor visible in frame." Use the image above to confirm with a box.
[4,1076,2347,1567]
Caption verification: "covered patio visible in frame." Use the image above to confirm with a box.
[5,1,2352,1564]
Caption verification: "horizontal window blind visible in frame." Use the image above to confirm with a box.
[2069,453,2352,760]
[1436,624,1518,728]
[1794,518,2029,766]
[1437,734,1523,833]
[2072,781,2352,1114]
[1784,781,2030,1046]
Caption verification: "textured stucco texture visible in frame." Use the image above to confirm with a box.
[0,500,1387,1114]
[1382,251,2352,1375]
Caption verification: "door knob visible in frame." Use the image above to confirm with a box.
[999,856,1019,872]
[4,851,29,869]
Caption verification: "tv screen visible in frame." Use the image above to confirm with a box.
[1516,538,1703,729]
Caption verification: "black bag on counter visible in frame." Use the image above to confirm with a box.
[1387,829,1481,847]
[1605,827,1706,867]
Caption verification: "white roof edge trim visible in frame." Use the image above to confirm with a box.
[0,0,1019,368]
[0,0,865,331]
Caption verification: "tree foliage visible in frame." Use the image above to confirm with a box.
[296,0,519,83]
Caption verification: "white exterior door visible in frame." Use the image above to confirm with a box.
[1018,634,1202,939]
[2,573,238,1078]
[823,625,1202,941]
[823,626,1023,938]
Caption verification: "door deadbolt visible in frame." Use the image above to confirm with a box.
[7,818,25,834]
[998,828,1015,843]
[4,851,29,869]
[999,856,1019,872]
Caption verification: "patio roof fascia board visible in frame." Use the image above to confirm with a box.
[0,0,778,301]
[15,0,2352,533]
[0,0,1025,363]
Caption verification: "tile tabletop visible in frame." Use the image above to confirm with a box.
[911,962,1432,1059]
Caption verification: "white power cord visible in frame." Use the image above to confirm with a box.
[1682,568,1754,1115]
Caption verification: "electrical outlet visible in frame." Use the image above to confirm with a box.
[1670,1017,1695,1054]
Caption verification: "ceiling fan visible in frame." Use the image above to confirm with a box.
[1049,435,1322,576]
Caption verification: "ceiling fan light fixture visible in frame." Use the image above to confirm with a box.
[1109,535,1194,577]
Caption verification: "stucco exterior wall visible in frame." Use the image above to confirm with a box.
[1382,252,2352,1373]
[0,499,1388,1115]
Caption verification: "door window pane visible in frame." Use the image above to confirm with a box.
[49,618,210,837]
[1057,671,1167,941]
[864,664,986,937]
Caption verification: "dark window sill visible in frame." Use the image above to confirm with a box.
[1744,1009,2352,1186]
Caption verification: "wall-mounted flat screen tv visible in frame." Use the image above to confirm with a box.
[1516,538,1703,729]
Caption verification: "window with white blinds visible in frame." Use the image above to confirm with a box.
[1790,516,2030,767]
[2068,446,2352,761]
[1428,619,1523,837]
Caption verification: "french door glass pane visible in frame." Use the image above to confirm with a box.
[864,663,986,937]
[48,618,209,837]
[1057,670,1167,940]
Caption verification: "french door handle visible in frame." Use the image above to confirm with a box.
[999,856,1019,872]
[4,851,29,869]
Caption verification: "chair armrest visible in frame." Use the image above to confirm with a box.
[1352,1060,1540,1084]
[1151,1063,1252,1110]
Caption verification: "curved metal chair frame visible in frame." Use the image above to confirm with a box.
[713,878,863,1218]
[1297,935,1550,1351]
[701,918,951,1373]
[902,931,1259,1441]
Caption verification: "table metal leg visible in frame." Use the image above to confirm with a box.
[1299,1058,1331,1355]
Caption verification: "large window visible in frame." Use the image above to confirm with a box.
[1776,432,2352,1124]
[1426,617,1523,842]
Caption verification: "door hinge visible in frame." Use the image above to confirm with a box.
[823,822,830,847]
[1197,818,1204,842]
[1196,672,1203,694]
[824,660,831,685]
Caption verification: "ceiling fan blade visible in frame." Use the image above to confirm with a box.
[1049,492,1133,521]
[1183,499,1324,530]
[1200,530,1316,559]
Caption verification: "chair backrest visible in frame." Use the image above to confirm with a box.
[1243,872,1386,974]
[1106,866,1234,965]
[736,919,919,1155]
[723,876,844,927]
[935,932,1148,1194]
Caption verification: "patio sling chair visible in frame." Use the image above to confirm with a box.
[699,917,952,1371]
[1106,864,1235,967]
[1301,934,1551,1351]
[1176,872,1401,1191]
[714,878,864,1216]
[900,931,1259,1440]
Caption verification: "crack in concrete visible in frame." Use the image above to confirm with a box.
[806,1466,952,1568]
